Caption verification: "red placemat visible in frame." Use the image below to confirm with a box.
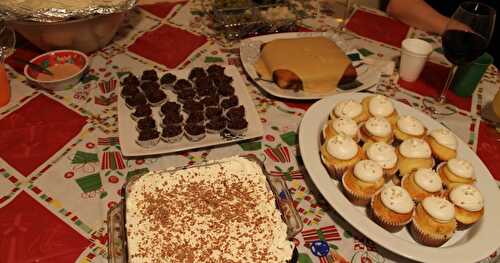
[139,1,187,18]
[398,61,472,111]
[346,10,409,47]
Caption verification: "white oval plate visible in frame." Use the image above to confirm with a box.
[299,93,500,263]
[240,32,381,100]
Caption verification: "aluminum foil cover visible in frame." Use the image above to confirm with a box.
[0,0,137,22]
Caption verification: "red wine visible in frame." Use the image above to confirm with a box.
[442,30,488,65]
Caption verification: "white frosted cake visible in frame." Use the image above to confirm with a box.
[126,156,294,263]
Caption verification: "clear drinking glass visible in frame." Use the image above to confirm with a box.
[0,24,16,62]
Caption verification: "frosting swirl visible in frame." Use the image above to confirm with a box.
[397,115,425,136]
[421,196,455,223]
[446,158,475,179]
[368,95,394,117]
[366,142,397,169]
[380,186,414,214]
[414,168,442,192]
[449,184,484,212]
[353,160,383,182]
[430,129,457,150]
[365,117,391,137]
[326,134,358,160]
[332,117,358,138]
[334,100,363,119]
[399,138,431,159]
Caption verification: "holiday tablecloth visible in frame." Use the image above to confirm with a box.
[1,2,499,263]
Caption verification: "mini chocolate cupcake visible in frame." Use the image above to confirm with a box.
[205,107,223,119]
[121,84,140,99]
[173,79,192,93]
[125,93,147,109]
[186,111,205,125]
[161,125,183,143]
[206,116,227,133]
[140,81,160,94]
[196,87,215,98]
[136,128,160,148]
[201,95,219,108]
[161,113,184,128]
[122,73,139,87]
[160,101,181,116]
[207,64,225,76]
[221,95,238,111]
[183,100,204,113]
[219,84,235,97]
[131,104,152,121]
[141,70,158,82]
[188,67,207,81]
[145,89,167,107]
[177,89,197,103]
[212,74,233,88]
[184,123,206,141]
[226,105,245,120]
[227,117,248,136]
[160,73,177,87]
[137,116,156,132]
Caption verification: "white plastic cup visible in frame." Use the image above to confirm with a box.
[399,38,433,82]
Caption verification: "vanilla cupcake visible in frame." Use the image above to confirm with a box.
[425,129,458,161]
[397,138,434,179]
[320,134,364,179]
[342,160,385,206]
[437,158,475,189]
[370,186,415,232]
[402,168,443,202]
[362,95,398,125]
[359,117,394,144]
[411,196,457,247]
[394,115,426,142]
[322,117,359,142]
[363,142,398,180]
[331,99,369,123]
[448,184,484,229]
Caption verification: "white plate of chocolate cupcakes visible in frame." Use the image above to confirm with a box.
[118,64,264,156]
[299,92,500,263]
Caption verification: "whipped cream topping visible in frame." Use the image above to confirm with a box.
[334,100,363,119]
[331,117,358,138]
[366,142,397,169]
[421,196,455,223]
[126,157,293,263]
[368,95,394,117]
[365,117,392,137]
[430,129,458,150]
[447,158,475,179]
[380,186,414,214]
[353,160,383,182]
[326,134,358,160]
[414,168,442,192]
[397,115,425,136]
[399,138,431,159]
[449,184,484,212]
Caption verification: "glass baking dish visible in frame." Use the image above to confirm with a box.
[107,156,302,263]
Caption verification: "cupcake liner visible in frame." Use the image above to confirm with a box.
[130,114,148,122]
[185,132,206,142]
[341,174,372,206]
[207,127,225,134]
[228,127,248,137]
[160,122,182,129]
[370,197,412,232]
[148,97,167,107]
[161,133,183,143]
[320,154,347,180]
[135,137,160,148]
[410,219,452,247]
[391,175,402,186]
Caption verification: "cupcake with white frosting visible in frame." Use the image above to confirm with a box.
[425,128,458,161]
[331,99,369,124]
[370,186,415,232]
[437,158,475,189]
[393,115,426,142]
[411,196,457,247]
[363,142,398,180]
[402,168,443,202]
[342,160,385,206]
[359,117,394,144]
[397,138,434,179]
[320,134,364,179]
[448,184,484,229]
[361,95,398,125]
[322,117,360,142]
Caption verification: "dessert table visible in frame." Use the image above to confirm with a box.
[0,1,499,262]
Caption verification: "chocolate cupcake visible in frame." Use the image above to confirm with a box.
[221,95,239,111]
[125,93,147,109]
[206,116,227,133]
[195,75,212,90]
[219,84,235,97]
[197,87,216,98]
[207,64,225,76]
[184,123,206,141]
[141,70,158,82]
[160,73,177,87]
[183,100,204,113]
[201,95,220,108]
[136,128,160,148]
[121,84,140,99]
[205,107,223,119]
[173,79,192,93]
[186,111,205,125]
[188,67,207,81]
[227,117,248,136]
[145,89,167,107]
[131,104,152,121]
[161,113,184,128]
[226,105,245,120]
[161,125,183,143]
[212,74,233,88]
[137,116,156,132]
[122,73,139,87]
[160,101,181,116]
[140,81,160,94]
[177,89,197,103]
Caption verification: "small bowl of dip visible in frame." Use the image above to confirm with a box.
[24,50,89,91]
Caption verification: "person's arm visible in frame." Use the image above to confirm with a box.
[386,0,449,35]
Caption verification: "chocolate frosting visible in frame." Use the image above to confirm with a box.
[160,73,177,85]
